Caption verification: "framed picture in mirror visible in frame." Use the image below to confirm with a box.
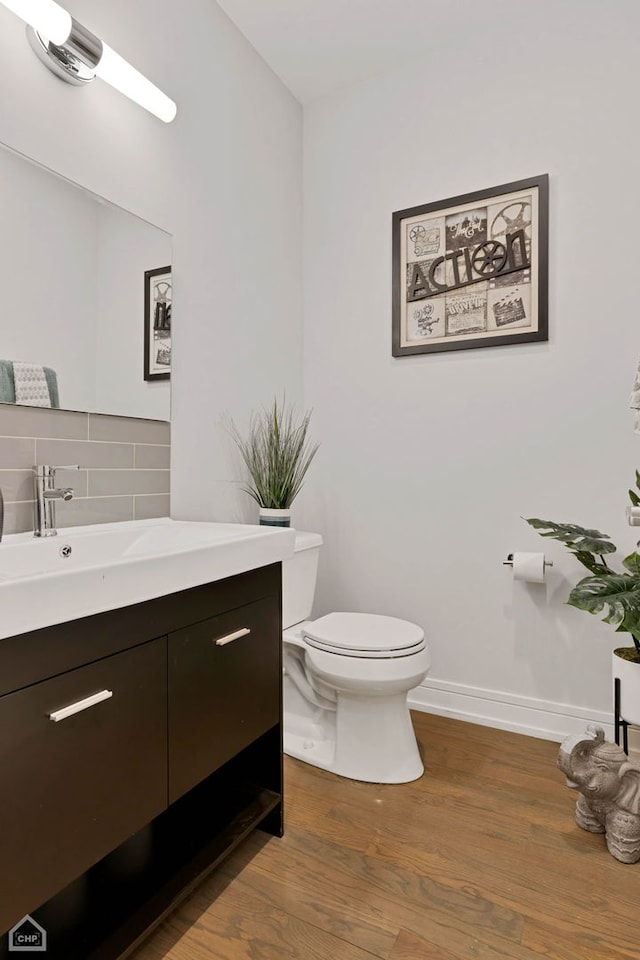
[144,266,172,381]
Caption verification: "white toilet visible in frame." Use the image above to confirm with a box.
[282,531,430,784]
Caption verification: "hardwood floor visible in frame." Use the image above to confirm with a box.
[132,712,640,960]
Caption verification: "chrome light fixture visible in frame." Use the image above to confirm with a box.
[1,0,177,122]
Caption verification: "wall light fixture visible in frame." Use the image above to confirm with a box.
[0,0,177,122]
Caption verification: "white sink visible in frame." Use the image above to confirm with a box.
[0,518,295,640]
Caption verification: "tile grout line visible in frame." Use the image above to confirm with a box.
[4,493,170,505]
[0,468,170,473]
[1,435,160,445]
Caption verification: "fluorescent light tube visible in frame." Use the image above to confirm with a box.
[1,0,177,122]
[95,44,177,124]
[0,0,71,45]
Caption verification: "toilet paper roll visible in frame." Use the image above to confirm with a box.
[627,506,640,527]
[512,552,546,583]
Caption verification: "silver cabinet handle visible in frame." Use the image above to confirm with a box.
[49,689,113,722]
[214,627,251,647]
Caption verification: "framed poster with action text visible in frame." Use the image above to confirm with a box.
[392,175,548,356]
[144,265,172,381]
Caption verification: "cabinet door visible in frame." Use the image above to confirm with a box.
[0,639,167,934]
[169,595,280,802]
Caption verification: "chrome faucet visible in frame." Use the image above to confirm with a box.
[33,465,79,537]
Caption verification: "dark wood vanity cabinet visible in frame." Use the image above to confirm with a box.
[169,595,280,803]
[0,640,167,935]
[0,563,283,960]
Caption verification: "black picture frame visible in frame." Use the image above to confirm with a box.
[144,265,172,382]
[392,175,549,357]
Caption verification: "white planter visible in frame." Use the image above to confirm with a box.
[259,507,291,528]
[612,649,640,726]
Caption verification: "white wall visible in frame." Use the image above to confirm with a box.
[94,204,171,420]
[303,0,640,740]
[0,0,302,516]
[0,143,172,418]
[0,146,98,410]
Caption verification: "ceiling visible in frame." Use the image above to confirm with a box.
[215,0,520,104]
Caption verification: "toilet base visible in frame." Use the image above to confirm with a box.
[284,682,424,784]
[334,689,424,783]
[284,729,335,771]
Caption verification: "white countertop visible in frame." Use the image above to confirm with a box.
[0,517,295,640]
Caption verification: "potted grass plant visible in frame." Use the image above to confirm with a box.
[526,471,640,725]
[229,397,319,527]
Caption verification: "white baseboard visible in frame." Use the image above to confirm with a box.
[409,677,615,743]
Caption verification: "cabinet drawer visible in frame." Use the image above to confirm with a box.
[0,639,167,933]
[169,595,280,802]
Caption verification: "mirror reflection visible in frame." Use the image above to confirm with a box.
[0,143,171,421]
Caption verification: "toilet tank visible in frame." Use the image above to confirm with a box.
[282,531,323,629]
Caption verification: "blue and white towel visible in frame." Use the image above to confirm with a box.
[0,360,13,404]
[0,360,60,407]
[13,362,53,407]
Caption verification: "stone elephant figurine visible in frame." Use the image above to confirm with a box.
[558,729,640,863]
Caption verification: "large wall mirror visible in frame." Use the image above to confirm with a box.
[0,142,171,422]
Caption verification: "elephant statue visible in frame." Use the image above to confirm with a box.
[558,728,640,863]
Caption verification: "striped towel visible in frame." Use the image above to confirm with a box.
[0,360,60,407]
[631,361,640,434]
[13,361,52,407]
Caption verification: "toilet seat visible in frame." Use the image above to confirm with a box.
[302,612,425,659]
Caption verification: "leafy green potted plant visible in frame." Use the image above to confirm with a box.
[526,472,640,725]
[229,397,319,527]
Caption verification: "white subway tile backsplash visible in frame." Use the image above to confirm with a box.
[35,439,134,469]
[0,404,88,440]
[56,497,135,529]
[0,408,170,534]
[0,470,33,502]
[2,501,33,536]
[0,437,36,469]
[134,494,171,520]
[89,415,170,445]
[88,470,170,497]
[134,444,171,469]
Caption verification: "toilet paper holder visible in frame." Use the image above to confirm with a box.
[503,553,553,568]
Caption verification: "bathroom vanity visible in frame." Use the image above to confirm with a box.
[0,520,293,959]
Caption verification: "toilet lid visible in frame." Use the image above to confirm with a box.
[302,612,425,659]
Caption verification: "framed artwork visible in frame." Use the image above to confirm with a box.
[392,175,548,357]
[144,265,172,381]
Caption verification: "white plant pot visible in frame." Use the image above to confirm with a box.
[612,649,640,727]
[259,507,291,528]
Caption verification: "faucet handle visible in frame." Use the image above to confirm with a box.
[34,464,80,476]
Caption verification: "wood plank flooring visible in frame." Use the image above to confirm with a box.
[132,712,640,960]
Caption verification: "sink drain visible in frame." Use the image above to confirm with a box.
[59,544,72,558]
